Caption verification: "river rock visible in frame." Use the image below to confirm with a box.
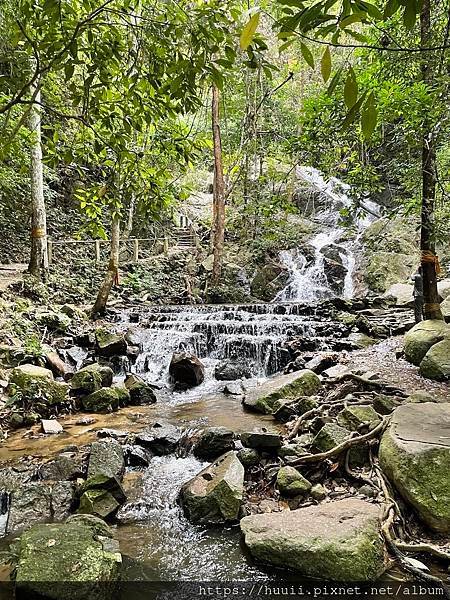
[169,352,205,387]
[8,363,68,406]
[373,394,402,415]
[40,452,84,481]
[36,310,71,332]
[276,466,311,497]
[51,481,75,521]
[135,422,181,455]
[242,370,321,415]
[95,328,127,357]
[419,338,450,381]
[81,386,130,413]
[13,515,121,600]
[78,475,126,520]
[240,430,282,450]
[383,283,414,307]
[237,448,260,468]
[71,363,113,394]
[405,390,437,403]
[273,396,318,423]
[41,419,63,434]
[313,423,351,452]
[88,440,125,480]
[403,320,448,366]
[214,360,251,381]
[124,374,157,405]
[7,482,52,533]
[123,444,151,467]
[193,427,234,460]
[241,498,385,580]
[180,451,244,525]
[379,403,450,532]
[337,405,381,431]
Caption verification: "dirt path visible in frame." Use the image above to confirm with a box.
[0,264,26,291]
[344,336,450,401]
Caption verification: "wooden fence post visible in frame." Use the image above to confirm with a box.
[133,239,139,262]
[95,240,101,263]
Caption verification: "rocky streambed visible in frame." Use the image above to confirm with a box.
[0,296,449,597]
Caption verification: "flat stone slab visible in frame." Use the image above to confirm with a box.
[240,498,385,581]
[41,420,63,434]
[379,403,450,532]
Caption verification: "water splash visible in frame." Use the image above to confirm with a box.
[276,166,380,303]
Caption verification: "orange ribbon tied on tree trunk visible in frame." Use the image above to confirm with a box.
[421,250,441,275]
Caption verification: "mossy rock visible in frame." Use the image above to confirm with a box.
[419,338,450,381]
[337,405,381,431]
[403,320,448,366]
[276,466,311,497]
[313,423,351,452]
[379,403,450,532]
[240,498,385,581]
[82,386,129,413]
[36,310,71,332]
[71,363,114,394]
[364,252,416,293]
[95,328,127,357]
[13,517,121,600]
[180,451,244,525]
[9,364,68,406]
[243,370,321,415]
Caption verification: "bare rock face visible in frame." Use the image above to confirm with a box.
[169,352,205,388]
[240,498,385,581]
[180,451,244,525]
[379,402,450,532]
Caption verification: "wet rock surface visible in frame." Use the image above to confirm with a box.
[240,498,385,581]
[379,402,450,532]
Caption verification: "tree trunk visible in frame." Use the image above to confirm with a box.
[211,84,225,284]
[420,0,443,320]
[122,193,135,240]
[27,81,48,280]
[92,215,120,317]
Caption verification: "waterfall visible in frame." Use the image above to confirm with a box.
[276,167,380,303]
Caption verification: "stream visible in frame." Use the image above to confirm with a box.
[1,169,414,587]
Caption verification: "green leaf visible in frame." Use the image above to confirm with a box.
[327,66,343,96]
[279,40,295,52]
[300,42,315,68]
[339,13,364,28]
[64,63,74,80]
[361,92,377,139]
[403,2,416,29]
[240,13,260,51]
[384,0,400,18]
[341,92,367,130]
[321,47,331,83]
[344,69,358,108]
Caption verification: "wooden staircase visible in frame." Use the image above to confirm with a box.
[173,227,196,249]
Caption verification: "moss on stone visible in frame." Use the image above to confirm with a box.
[276,466,311,497]
[82,386,129,413]
[403,320,448,366]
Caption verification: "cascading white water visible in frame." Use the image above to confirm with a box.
[276,166,380,303]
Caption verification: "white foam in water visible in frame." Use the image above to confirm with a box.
[276,166,380,303]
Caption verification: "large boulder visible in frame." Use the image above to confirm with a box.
[135,422,181,455]
[7,482,52,534]
[95,328,127,357]
[419,338,450,381]
[169,352,205,387]
[8,363,68,406]
[124,374,157,405]
[81,386,129,413]
[13,515,121,600]
[193,427,234,460]
[214,360,252,381]
[403,320,448,366]
[78,475,126,520]
[379,403,450,532]
[71,363,114,395]
[240,498,385,581]
[383,283,414,307]
[180,451,244,525]
[88,440,125,480]
[243,370,321,415]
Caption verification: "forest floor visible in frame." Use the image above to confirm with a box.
[0,264,26,291]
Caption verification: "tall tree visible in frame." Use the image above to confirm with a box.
[419,0,444,320]
[211,84,226,283]
[27,78,48,279]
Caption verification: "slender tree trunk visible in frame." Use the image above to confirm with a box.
[420,0,443,320]
[92,215,120,317]
[211,84,225,283]
[122,193,135,240]
[28,81,48,279]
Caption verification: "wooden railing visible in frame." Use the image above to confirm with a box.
[46,227,199,266]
